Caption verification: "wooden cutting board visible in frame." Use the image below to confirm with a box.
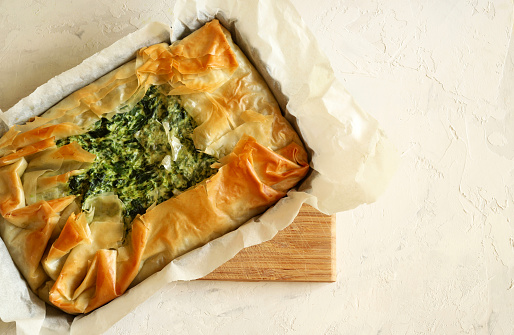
[202,204,336,282]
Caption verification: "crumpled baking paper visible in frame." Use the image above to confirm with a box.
[0,0,397,334]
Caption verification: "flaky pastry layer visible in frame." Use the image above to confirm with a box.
[0,20,309,314]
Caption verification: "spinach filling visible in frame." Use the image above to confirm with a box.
[58,85,217,225]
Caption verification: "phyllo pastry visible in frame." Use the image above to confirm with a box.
[0,20,309,314]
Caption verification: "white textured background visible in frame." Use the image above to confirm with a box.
[1,0,514,334]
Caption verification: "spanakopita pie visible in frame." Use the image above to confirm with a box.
[0,20,309,314]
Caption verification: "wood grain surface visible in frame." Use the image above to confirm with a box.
[202,204,336,282]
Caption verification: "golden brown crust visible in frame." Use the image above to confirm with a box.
[43,212,91,280]
[137,20,238,95]
[0,20,309,314]
[0,137,56,168]
[45,136,308,314]
[0,196,77,291]
[36,170,84,191]
[0,158,27,216]
[8,123,83,151]
[180,27,302,159]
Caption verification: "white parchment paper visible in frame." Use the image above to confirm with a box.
[0,0,397,334]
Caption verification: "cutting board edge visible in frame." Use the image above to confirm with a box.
[201,205,336,283]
